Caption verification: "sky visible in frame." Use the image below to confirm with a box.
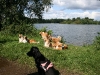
[43,0,100,21]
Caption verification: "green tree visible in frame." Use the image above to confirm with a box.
[0,0,52,30]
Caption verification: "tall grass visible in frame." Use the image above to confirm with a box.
[0,31,100,75]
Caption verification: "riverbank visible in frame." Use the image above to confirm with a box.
[0,33,100,75]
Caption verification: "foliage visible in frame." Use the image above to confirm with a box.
[1,23,39,36]
[36,17,100,25]
[39,27,53,35]
[38,19,65,23]
[61,17,100,24]
[0,0,52,30]
[93,32,100,50]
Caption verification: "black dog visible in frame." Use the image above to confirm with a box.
[27,46,60,75]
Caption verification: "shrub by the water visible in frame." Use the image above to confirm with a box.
[93,32,100,50]
[1,23,39,37]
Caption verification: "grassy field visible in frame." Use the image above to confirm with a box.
[0,33,100,75]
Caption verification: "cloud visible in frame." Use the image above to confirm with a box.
[53,0,100,10]
[43,0,100,20]
[43,8,67,19]
[43,7,100,20]
[53,0,66,6]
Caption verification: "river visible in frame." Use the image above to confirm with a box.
[34,23,100,46]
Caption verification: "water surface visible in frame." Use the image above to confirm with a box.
[34,23,100,46]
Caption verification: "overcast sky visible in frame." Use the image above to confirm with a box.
[43,0,100,21]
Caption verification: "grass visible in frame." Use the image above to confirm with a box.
[0,33,100,75]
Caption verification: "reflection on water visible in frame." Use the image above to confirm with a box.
[34,23,100,46]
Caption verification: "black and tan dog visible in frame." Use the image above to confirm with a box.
[27,46,60,75]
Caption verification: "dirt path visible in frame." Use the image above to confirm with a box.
[0,57,81,75]
[0,57,38,75]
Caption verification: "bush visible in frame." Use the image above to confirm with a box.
[39,27,53,35]
[93,32,100,50]
[1,23,39,36]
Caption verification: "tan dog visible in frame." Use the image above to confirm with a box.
[50,36,68,50]
[28,39,39,44]
[55,42,68,50]
[25,36,39,44]
[44,38,51,48]
[50,36,61,43]
[51,42,68,50]
[39,31,51,47]
[39,32,68,50]
[39,32,50,40]
[44,35,68,50]
[19,34,39,44]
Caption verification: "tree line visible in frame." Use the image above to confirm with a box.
[37,17,100,25]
